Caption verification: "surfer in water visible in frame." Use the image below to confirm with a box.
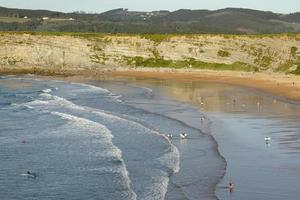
[26,171,37,178]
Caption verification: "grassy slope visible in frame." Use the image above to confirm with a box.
[0,17,29,23]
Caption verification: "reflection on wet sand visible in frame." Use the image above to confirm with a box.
[35,74,300,200]
[159,81,300,153]
[104,76,300,153]
[111,77,300,200]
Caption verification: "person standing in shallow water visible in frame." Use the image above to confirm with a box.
[228,180,234,193]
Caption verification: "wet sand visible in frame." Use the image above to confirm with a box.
[108,78,300,200]
[111,69,300,101]
[3,67,300,101]
[153,80,300,200]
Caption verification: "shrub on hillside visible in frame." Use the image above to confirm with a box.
[217,50,231,57]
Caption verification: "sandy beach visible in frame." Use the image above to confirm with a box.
[2,67,300,101]
[109,68,300,102]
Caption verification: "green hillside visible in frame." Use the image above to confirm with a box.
[0,7,299,34]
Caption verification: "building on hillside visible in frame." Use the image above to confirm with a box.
[42,17,49,20]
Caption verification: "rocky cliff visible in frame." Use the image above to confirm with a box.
[0,32,300,74]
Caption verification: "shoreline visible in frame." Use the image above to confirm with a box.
[3,67,300,199]
[0,75,226,199]
[2,69,300,199]
[110,68,300,102]
[95,73,300,200]
[90,79,226,200]
[2,66,300,101]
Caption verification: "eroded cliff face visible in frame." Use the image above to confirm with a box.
[0,33,300,74]
[0,34,92,72]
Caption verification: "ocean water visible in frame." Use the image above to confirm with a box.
[0,76,224,200]
[96,77,300,200]
[120,78,300,200]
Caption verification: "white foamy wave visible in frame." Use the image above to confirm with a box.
[50,111,137,200]
[157,143,180,174]
[10,103,33,110]
[44,94,180,173]
[33,93,169,138]
[73,83,126,103]
[27,99,49,105]
[71,82,110,94]
[139,86,153,94]
[42,88,52,93]
[83,166,127,174]
[90,109,180,199]
[26,92,179,199]
[38,93,84,110]
[50,111,113,140]
[28,93,180,160]
[141,176,169,200]
[39,93,52,98]
[24,105,34,109]
[23,93,52,107]
[35,93,130,125]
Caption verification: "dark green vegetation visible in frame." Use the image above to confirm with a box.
[0,7,300,34]
[276,46,300,75]
[125,56,258,72]
[292,66,300,75]
[217,50,231,57]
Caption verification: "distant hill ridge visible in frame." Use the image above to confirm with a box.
[0,6,299,33]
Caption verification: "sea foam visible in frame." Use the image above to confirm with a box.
[71,82,110,94]
[24,82,180,199]
[42,88,52,93]
[50,111,137,200]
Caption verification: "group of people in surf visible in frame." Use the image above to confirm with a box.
[166,132,188,140]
